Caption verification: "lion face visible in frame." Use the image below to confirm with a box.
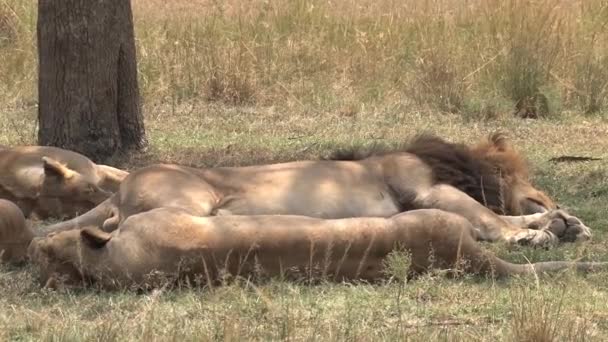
[40,157,112,206]
[36,157,113,219]
[27,226,113,288]
[27,232,85,288]
[507,179,557,215]
[473,133,558,216]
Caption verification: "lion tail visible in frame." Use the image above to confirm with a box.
[495,259,608,276]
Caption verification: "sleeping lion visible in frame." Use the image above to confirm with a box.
[28,208,606,290]
[0,146,128,219]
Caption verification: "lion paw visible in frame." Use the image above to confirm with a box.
[535,210,592,243]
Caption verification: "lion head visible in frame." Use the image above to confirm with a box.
[28,229,86,288]
[28,224,115,288]
[39,156,112,207]
[471,133,557,215]
[326,132,557,216]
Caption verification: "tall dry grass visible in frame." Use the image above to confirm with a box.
[509,283,591,342]
[0,0,36,107]
[1,0,608,117]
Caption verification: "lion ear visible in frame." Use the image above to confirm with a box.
[489,132,509,151]
[42,157,76,180]
[95,164,129,192]
[37,239,55,258]
[80,227,112,249]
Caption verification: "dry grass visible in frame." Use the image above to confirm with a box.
[1,105,607,341]
[2,0,608,116]
[1,0,608,340]
[2,263,608,341]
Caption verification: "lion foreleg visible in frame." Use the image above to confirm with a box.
[498,213,545,228]
[414,184,559,247]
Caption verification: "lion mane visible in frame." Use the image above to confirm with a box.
[325,132,531,215]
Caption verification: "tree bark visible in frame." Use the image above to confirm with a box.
[37,0,147,162]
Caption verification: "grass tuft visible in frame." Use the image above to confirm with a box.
[509,283,593,342]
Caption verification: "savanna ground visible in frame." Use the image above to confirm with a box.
[1,0,608,340]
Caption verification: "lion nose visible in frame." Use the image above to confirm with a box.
[522,199,548,214]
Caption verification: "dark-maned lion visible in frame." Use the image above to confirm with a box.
[28,208,606,290]
[0,146,128,219]
[43,133,590,248]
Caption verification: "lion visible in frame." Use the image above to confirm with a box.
[42,133,590,248]
[27,208,606,290]
[0,146,128,219]
[0,199,34,265]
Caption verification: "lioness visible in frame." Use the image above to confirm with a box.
[0,146,128,219]
[28,208,606,290]
[0,199,34,265]
[45,134,590,247]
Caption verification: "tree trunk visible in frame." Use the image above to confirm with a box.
[37,0,147,162]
